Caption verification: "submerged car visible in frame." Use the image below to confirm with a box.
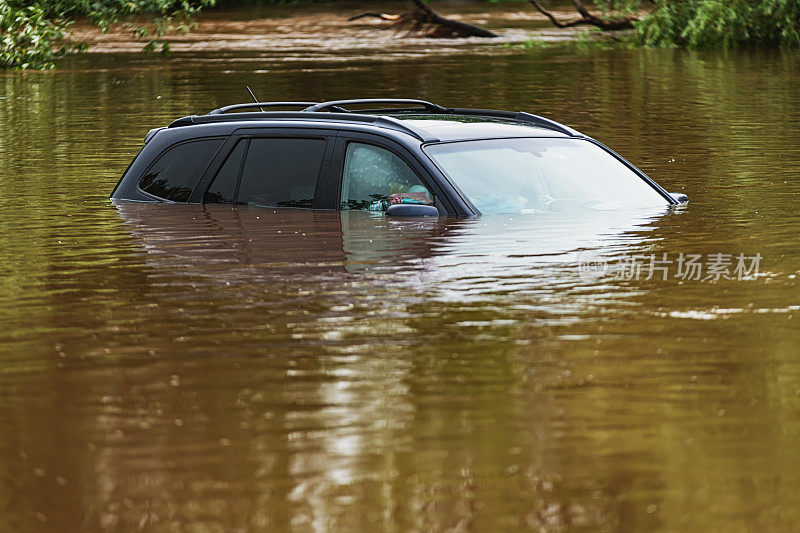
[111,99,688,216]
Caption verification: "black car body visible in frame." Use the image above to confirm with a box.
[111,99,686,216]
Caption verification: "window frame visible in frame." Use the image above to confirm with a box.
[137,136,227,202]
[325,132,453,213]
[191,128,337,209]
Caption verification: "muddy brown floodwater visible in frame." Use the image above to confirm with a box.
[1,3,800,530]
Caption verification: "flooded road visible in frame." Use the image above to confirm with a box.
[1,10,800,529]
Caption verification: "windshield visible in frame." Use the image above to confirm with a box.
[424,138,668,214]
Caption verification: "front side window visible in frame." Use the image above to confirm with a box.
[236,138,326,208]
[424,138,668,214]
[340,143,433,211]
[139,138,223,202]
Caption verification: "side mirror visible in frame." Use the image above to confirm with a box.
[386,204,439,217]
[669,192,689,204]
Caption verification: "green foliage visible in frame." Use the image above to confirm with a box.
[515,29,638,51]
[592,0,640,17]
[592,0,800,48]
[636,0,800,48]
[56,0,216,52]
[514,37,554,49]
[0,2,83,69]
[529,0,800,49]
[1,0,214,69]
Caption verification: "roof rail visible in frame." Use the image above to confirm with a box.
[304,102,578,136]
[442,108,579,136]
[174,99,579,138]
[169,111,436,141]
[208,102,319,115]
[304,99,448,114]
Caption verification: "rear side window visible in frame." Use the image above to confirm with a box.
[236,138,326,208]
[204,140,247,204]
[139,138,223,202]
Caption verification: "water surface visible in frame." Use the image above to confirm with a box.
[1,18,800,530]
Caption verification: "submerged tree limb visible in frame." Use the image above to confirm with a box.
[347,13,402,22]
[349,0,497,38]
[529,0,637,31]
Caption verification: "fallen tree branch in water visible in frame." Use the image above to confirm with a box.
[347,13,402,22]
[349,0,498,38]
[529,0,637,31]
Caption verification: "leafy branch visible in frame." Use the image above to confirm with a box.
[0,0,215,68]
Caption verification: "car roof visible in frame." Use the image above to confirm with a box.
[164,99,582,144]
[398,117,569,141]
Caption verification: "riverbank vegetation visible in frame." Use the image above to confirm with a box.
[2,0,799,69]
[539,0,800,48]
[1,0,213,68]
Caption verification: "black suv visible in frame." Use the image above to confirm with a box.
[111,99,686,217]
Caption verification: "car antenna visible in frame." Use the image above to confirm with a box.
[246,85,263,112]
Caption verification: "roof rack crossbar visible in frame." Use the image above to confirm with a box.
[169,111,434,141]
[304,99,448,114]
[208,102,319,115]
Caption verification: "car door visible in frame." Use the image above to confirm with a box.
[322,131,455,214]
[190,127,337,209]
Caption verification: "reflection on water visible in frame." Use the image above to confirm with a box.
[1,24,800,530]
[116,203,669,307]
